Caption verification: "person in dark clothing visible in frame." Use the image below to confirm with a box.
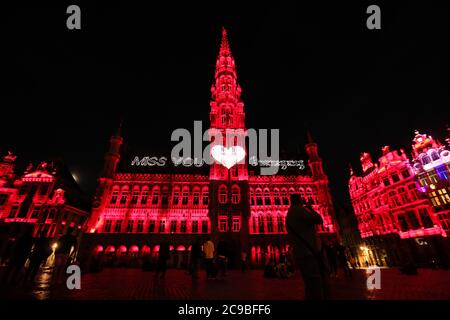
[54,227,78,285]
[336,243,352,277]
[2,227,34,285]
[286,194,326,300]
[155,241,170,279]
[190,239,202,279]
[324,241,338,277]
[216,238,228,278]
[24,231,50,284]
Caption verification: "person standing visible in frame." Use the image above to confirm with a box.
[216,238,228,278]
[24,231,50,284]
[324,241,338,277]
[286,194,326,300]
[336,242,352,277]
[155,241,170,279]
[240,251,248,272]
[203,237,215,279]
[190,239,202,279]
[53,227,78,285]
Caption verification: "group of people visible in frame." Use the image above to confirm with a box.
[151,236,231,280]
[322,241,352,278]
[0,226,78,286]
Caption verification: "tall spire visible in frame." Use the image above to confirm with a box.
[220,27,231,56]
[306,129,315,144]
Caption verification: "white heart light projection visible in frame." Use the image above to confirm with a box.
[211,145,246,169]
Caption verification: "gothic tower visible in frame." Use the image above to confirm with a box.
[208,28,250,262]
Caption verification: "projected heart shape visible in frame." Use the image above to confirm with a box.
[211,145,246,169]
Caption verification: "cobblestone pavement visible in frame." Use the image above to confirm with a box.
[1,267,449,300]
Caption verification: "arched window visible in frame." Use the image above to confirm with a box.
[151,187,160,205]
[141,187,149,205]
[281,189,289,205]
[273,188,280,205]
[421,155,431,165]
[202,187,209,205]
[120,186,129,204]
[219,185,227,204]
[131,186,140,205]
[266,214,274,233]
[182,187,189,205]
[256,189,263,206]
[299,188,306,202]
[161,187,169,205]
[193,188,200,205]
[277,214,285,233]
[264,189,271,205]
[231,185,240,204]
[172,187,180,205]
[430,151,440,161]
[249,189,255,206]
[258,215,265,233]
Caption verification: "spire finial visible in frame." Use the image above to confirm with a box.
[220,26,231,55]
[306,129,315,144]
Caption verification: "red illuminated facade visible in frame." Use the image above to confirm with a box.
[81,28,338,268]
[349,132,450,267]
[0,153,89,244]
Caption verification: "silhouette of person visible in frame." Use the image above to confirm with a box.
[155,241,170,279]
[54,227,77,285]
[24,231,50,284]
[190,239,202,279]
[2,226,34,285]
[286,194,326,300]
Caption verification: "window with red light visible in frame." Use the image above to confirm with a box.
[201,220,208,233]
[159,220,166,233]
[120,190,128,204]
[131,190,139,205]
[202,189,209,205]
[8,205,18,218]
[249,189,255,205]
[172,189,180,205]
[401,169,410,179]
[418,208,434,228]
[231,185,240,204]
[148,220,156,233]
[47,208,56,219]
[281,189,289,205]
[137,220,144,233]
[252,216,257,233]
[152,188,160,205]
[180,220,187,233]
[141,190,148,204]
[104,220,112,232]
[126,220,134,233]
[114,220,122,233]
[182,188,189,205]
[219,185,227,204]
[232,216,241,232]
[193,189,200,205]
[162,189,169,206]
[267,215,274,233]
[255,189,262,205]
[258,216,265,233]
[273,189,281,205]
[110,190,119,204]
[170,220,177,233]
[219,216,228,232]
[406,211,420,229]
[264,189,271,205]
[192,220,199,233]
[277,215,285,233]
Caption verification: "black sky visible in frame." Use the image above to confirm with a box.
[3,1,450,208]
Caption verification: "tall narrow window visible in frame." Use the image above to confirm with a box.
[192,220,199,233]
[264,189,271,205]
[219,186,227,204]
[152,189,160,205]
[141,190,148,204]
[180,220,187,233]
[219,216,228,232]
[273,189,281,205]
[131,190,139,205]
[137,220,144,233]
[159,220,166,233]
[277,215,285,233]
[110,190,119,204]
[267,216,274,233]
[182,188,189,205]
[201,220,208,233]
[256,189,263,205]
[126,220,134,233]
[114,220,123,233]
[31,205,41,219]
[231,185,240,204]
[232,217,241,232]
[170,220,177,233]
[120,190,128,204]
[148,220,156,233]
[258,216,265,233]
[172,189,180,205]
[104,220,112,233]
[193,189,200,205]
[202,189,209,205]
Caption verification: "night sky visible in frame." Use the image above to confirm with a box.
[3,1,450,210]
